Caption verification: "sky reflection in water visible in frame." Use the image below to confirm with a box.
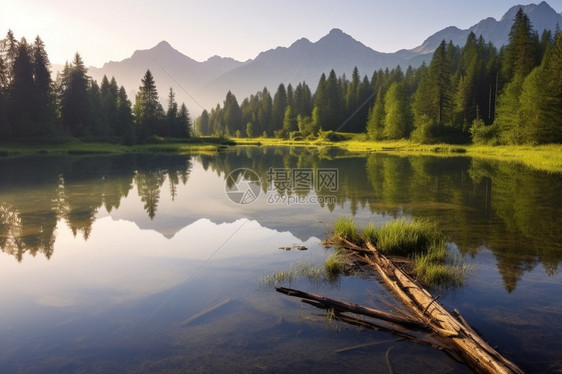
[0,148,561,373]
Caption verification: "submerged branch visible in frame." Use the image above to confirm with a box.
[181,298,232,326]
[277,233,525,374]
[276,286,425,330]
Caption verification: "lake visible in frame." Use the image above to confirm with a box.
[0,147,561,373]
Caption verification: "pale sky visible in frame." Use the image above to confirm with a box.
[2,0,562,67]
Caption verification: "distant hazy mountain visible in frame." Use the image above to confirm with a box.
[410,1,562,54]
[87,2,562,116]
[88,41,246,112]
[200,28,424,109]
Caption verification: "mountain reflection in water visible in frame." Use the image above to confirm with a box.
[1,148,560,293]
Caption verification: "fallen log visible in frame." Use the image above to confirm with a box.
[348,238,523,374]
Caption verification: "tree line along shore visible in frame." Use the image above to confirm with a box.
[0,9,560,171]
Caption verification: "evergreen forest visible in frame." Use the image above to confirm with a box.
[0,32,192,144]
[1,9,560,146]
[196,9,562,145]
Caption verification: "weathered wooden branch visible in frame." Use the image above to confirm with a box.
[283,237,524,374]
[287,290,459,355]
[363,239,523,374]
[276,286,425,330]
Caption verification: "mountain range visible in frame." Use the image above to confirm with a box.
[88,1,562,116]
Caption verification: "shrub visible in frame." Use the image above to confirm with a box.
[470,119,500,145]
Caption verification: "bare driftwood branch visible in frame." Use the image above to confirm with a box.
[276,287,425,330]
[181,298,232,326]
[278,287,459,354]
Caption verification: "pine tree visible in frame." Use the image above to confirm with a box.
[60,53,90,136]
[258,87,272,136]
[323,69,344,131]
[0,54,6,88]
[133,69,163,139]
[345,67,360,120]
[1,30,19,85]
[413,41,453,129]
[166,87,178,137]
[293,81,312,117]
[177,103,191,138]
[354,74,373,133]
[32,36,55,135]
[209,103,224,136]
[383,82,412,139]
[431,41,453,125]
[0,54,6,138]
[282,105,297,136]
[100,76,120,137]
[366,92,385,140]
[88,80,109,137]
[518,33,562,144]
[312,73,327,129]
[195,109,210,136]
[345,66,372,132]
[502,8,538,80]
[272,83,288,133]
[495,74,525,144]
[116,86,134,143]
[9,39,34,137]
[286,83,294,109]
[539,32,562,143]
[454,33,479,129]
[222,90,242,135]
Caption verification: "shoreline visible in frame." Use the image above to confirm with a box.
[234,137,562,173]
[1,137,560,173]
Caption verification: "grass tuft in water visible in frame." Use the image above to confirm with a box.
[261,268,297,285]
[366,218,443,257]
[332,217,466,288]
[324,251,354,277]
[414,252,461,288]
[332,216,359,243]
[260,250,355,288]
[260,261,340,288]
[324,253,342,276]
[362,223,378,244]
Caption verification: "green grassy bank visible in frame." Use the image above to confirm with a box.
[232,135,562,173]
[0,137,234,157]
[1,135,560,173]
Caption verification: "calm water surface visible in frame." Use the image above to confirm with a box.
[0,147,560,373]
